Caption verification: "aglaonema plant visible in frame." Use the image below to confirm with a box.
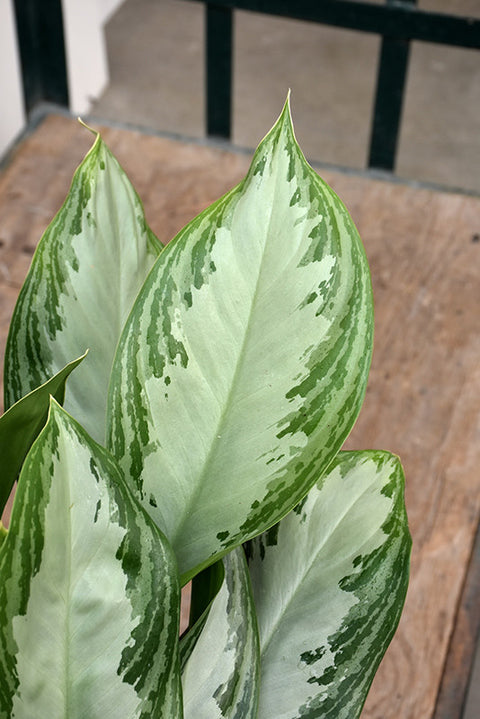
[0,99,411,718]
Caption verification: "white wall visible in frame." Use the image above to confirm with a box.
[0,0,126,156]
[98,0,125,24]
[61,0,126,115]
[0,0,26,158]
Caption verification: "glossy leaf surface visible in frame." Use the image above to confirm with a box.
[0,352,86,515]
[182,547,259,719]
[0,400,181,719]
[4,131,161,443]
[107,100,374,582]
[247,450,411,719]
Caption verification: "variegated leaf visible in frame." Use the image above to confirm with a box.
[0,399,181,719]
[182,547,259,719]
[0,352,86,515]
[246,450,411,719]
[4,130,161,443]
[107,99,373,583]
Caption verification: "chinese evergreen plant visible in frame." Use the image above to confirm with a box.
[0,101,410,718]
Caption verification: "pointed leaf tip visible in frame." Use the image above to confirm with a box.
[77,117,99,137]
[4,129,161,443]
[271,92,295,139]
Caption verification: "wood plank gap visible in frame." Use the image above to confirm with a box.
[433,519,480,719]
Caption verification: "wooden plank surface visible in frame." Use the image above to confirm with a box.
[0,114,479,718]
[434,520,480,719]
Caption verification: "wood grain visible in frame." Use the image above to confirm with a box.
[433,521,480,719]
[0,114,479,718]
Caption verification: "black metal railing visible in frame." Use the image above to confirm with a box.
[13,0,69,114]
[12,0,479,172]
[192,0,480,170]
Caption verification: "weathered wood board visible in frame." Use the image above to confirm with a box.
[0,114,479,718]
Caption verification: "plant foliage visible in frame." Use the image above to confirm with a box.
[0,100,410,718]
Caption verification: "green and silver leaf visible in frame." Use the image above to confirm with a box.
[107,99,374,582]
[4,130,161,443]
[182,547,259,719]
[0,352,86,516]
[0,522,6,550]
[0,399,181,719]
[246,450,411,719]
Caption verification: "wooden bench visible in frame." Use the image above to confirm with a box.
[1,112,479,718]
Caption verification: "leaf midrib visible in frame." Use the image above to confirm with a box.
[171,151,284,553]
[258,468,390,658]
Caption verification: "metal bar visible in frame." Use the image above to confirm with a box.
[206,4,234,138]
[368,0,416,170]
[187,0,480,49]
[13,0,69,115]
